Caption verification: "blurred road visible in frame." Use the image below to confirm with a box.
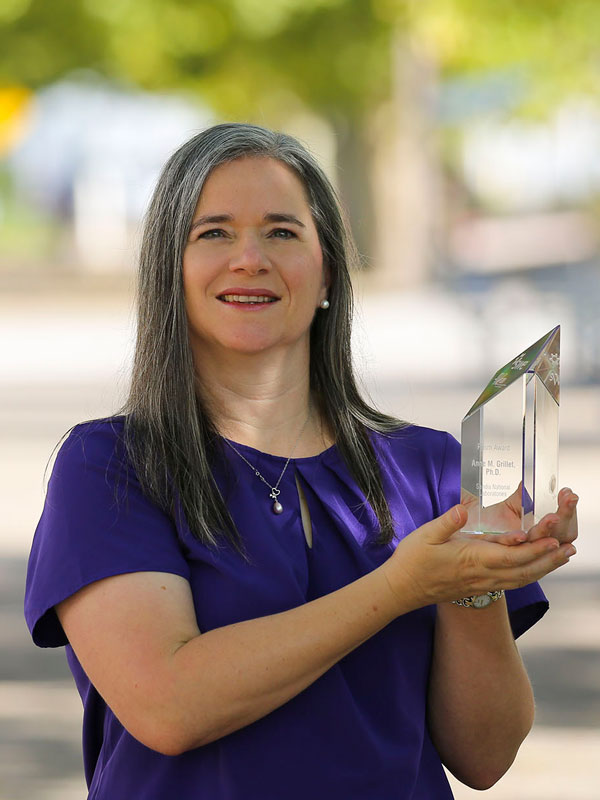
[1,284,599,799]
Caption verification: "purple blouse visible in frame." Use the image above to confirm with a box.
[25,417,548,800]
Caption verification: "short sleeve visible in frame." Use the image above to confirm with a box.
[436,430,548,639]
[25,419,190,648]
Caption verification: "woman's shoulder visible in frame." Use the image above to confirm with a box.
[369,422,459,453]
[68,414,126,438]
[52,415,128,471]
[368,423,460,480]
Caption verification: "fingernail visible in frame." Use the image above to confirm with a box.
[546,540,560,551]
[565,545,577,557]
[452,505,463,524]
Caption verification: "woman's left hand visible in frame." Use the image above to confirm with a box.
[525,487,578,545]
[460,485,578,548]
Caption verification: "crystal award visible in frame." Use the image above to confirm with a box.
[461,326,560,534]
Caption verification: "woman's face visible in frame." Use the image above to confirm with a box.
[182,156,328,363]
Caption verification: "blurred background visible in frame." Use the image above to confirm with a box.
[1,1,599,798]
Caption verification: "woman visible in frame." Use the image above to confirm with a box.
[25,123,578,799]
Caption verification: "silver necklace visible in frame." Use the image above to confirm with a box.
[223,408,312,515]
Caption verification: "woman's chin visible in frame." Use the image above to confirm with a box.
[214,336,286,357]
[190,328,310,362]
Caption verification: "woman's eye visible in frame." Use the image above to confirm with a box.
[198,228,226,239]
[269,228,296,239]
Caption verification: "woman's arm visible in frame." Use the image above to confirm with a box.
[426,488,578,790]
[57,558,404,755]
[57,504,574,757]
[427,598,534,790]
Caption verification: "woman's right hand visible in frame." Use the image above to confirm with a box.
[380,504,575,610]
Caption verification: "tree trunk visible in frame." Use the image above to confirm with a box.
[329,114,377,270]
[369,38,442,288]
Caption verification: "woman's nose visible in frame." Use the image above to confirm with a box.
[229,234,270,274]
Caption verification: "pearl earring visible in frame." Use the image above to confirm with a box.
[319,299,330,309]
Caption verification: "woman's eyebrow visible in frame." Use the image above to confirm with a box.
[189,214,233,232]
[190,212,306,233]
[263,212,305,227]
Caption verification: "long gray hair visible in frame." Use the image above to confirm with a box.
[120,122,405,551]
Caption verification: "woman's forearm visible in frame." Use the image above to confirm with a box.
[427,598,535,790]
[166,564,406,753]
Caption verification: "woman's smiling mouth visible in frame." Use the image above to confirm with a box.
[219,294,279,304]
[216,288,281,307]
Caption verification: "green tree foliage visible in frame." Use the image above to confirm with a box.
[0,0,404,122]
[0,0,111,87]
[2,0,599,119]
[409,0,600,115]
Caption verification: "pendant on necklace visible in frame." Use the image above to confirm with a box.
[270,488,283,515]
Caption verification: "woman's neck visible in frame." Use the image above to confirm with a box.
[194,348,331,457]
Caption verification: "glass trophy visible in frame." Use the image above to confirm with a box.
[461,326,560,534]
